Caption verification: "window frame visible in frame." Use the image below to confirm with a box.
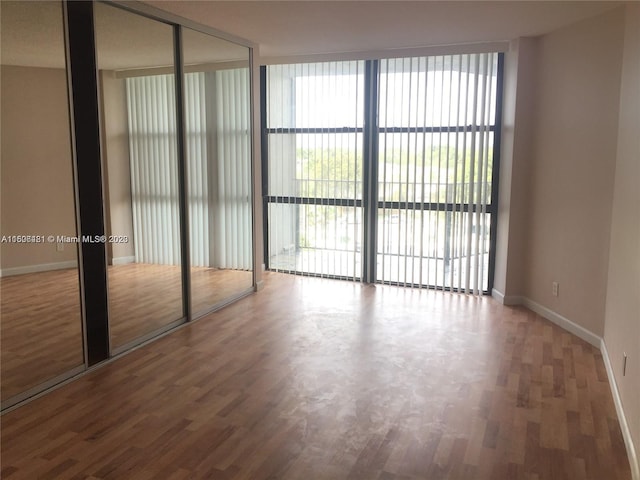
[261,53,504,293]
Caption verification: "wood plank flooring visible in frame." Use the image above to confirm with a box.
[1,265,252,401]
[1,273,632,479]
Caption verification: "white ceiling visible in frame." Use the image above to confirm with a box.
[0,1,249,69]
[145,1,623,58]
[1,1,622,69]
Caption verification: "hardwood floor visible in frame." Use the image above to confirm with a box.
[1,273,631,479]
[1,265,252,402]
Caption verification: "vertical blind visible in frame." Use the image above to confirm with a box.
[126,74,181,265]
[376,53,498,294]
[265,53,500,293]
[211,68,252,270]
[184,71,209,267]
[126,68,252,270]
[265,62,365,279]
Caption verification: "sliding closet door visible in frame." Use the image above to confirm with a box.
[95,3,185,353]
[0,1,84,408]
[182,29,253,317]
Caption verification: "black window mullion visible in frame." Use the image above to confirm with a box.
[362,59,379,284]
[266,196,361,207]
[377,201,496,214]
[378,125,496,134]
[260,66,270,270]
[265,127,363,134]
[487,52,505,293]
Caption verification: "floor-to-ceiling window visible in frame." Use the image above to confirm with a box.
[263,53,502,293]
[376,54,499,293]
[264,62,365,280]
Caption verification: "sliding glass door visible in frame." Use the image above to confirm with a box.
[263,53,502,293]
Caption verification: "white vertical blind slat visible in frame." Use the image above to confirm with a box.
[373,53,497,293]
[126,68,251,270]
[126,75,180,266]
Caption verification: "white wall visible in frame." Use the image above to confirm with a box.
[603,3,640,468]
[522,7,625,337]
[493,37,534,301]
[0,65,78,273]
[99,70,135,264]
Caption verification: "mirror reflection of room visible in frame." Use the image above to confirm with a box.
[95,3,185,353]
[0,1,84,407]
[96,3,254,353]
[182,27,253,318]
[1,0,255,407]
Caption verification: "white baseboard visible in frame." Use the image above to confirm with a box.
[255,279,265,292]
[0,260,78,277]
[491,288,505,303]
[520,297,602,348]
[112,256,135,265]
[601,341,640,480]
[491,293,600,347]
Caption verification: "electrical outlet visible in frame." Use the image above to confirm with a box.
[552,281,559,297]
[623,352,627,376]
[56,242,64,252]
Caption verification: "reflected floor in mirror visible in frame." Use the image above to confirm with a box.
[1,265,252,401]
[109,263,253,349]
[0,268,84,402]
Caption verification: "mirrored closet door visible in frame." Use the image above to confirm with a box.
[1,0,255,409]
[182,28,253,318]
[95,3,186,353]
[0,1,85,408]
